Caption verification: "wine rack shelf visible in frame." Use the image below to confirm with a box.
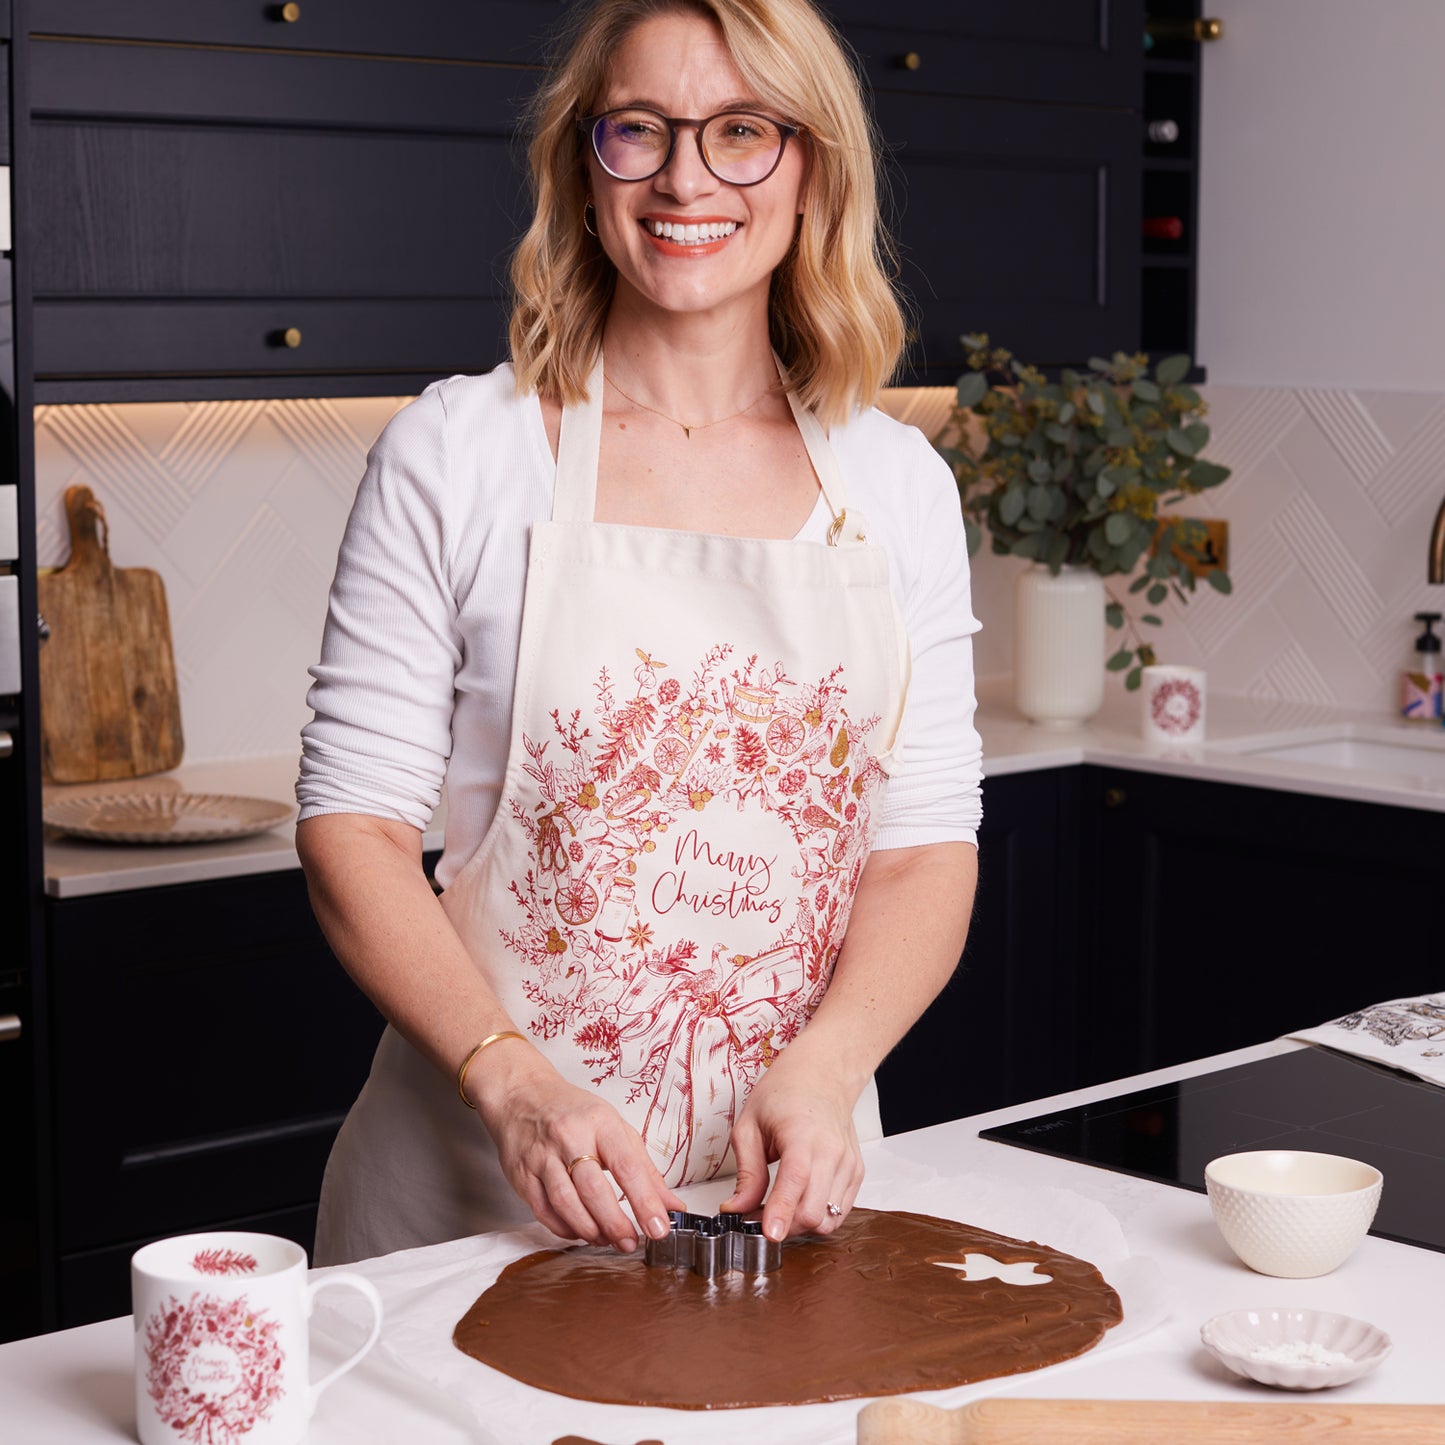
[1142,1,1211,369]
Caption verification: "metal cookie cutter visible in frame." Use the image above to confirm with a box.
[643,1210,781,1278]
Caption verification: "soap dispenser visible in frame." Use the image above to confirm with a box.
[1403,612,1443,720]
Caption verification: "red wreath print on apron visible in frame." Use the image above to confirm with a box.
[620,940,804,1181]
[498,643,883,1181]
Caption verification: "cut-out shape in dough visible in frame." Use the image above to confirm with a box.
[932,1252,1054,1286]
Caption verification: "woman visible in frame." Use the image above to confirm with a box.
[297,0,982,1267]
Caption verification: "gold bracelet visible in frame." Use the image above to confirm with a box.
[457,1030,527,1108]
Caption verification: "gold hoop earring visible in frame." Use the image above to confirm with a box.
[583,202,598,238]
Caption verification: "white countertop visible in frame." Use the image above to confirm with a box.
[41,681,1445,898]
[972,676,1445,810]
[41,755,448,899]
[4,1040,1440,1443]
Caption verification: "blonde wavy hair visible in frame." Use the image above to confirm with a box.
[508,0,906,427]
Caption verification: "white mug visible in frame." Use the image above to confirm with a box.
[132,1231,382,1445]
[1141,664,1206,744]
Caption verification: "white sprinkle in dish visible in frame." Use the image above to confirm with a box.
[1248,1340,1356,1367]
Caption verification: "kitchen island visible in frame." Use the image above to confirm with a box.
[4,1039,1441,1443]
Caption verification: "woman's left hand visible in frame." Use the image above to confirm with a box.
[717,1057,863,1241]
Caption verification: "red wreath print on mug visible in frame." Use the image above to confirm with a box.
[1150,677,1202,735]
[145,1292,285,1444]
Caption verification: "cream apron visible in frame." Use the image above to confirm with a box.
[315,362,911,1265]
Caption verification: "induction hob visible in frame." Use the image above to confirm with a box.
[980,1046,1445,1254]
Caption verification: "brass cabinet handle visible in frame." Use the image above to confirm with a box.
[1103,786,1127,808]
[899,51,922,71]
[1146,17,1222,42]
[272,3,302,21]
[276,327,303,349]
[0,1014,20,1044]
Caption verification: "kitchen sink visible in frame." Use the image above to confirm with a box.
[1228,728,1445,781]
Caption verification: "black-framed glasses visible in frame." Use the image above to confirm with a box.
[580,107,801,187]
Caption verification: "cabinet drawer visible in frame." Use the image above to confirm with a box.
[35,298,509,384]
[32,121,525,299]
[826,0,1143,107]
[32,0,567,66]
[31,37,536,131]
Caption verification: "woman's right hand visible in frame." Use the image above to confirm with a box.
[469,1044,684,1252]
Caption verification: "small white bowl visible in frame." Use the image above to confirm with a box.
[1205,1150,1382,1277]
[1201,1307,1391,1390]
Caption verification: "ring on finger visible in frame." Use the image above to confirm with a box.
[566,1153,603,1179]
[826,1201,844,1218]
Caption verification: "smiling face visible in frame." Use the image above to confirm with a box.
[586,10,806,330]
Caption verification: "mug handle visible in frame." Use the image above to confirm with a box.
[305,1272,384,1412]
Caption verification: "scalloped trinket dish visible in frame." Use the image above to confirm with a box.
[1201,1308,1391,1390]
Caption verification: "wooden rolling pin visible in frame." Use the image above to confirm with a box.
[856,1398,1445,1443]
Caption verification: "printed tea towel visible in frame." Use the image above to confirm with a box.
[1289,993,1445,1088]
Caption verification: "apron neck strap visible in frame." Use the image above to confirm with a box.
[554,356,606,525]
[780,372,851,533]
[552,353,853,535]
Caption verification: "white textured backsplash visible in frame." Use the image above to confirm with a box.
[35,396,409,763]
[35,384,1445,762]
[883,384,1445,714]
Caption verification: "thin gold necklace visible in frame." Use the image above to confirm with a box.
[605,372,779,439]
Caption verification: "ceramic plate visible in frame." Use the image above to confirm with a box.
[44,792,295,844]
[1201,1307,1391,1390]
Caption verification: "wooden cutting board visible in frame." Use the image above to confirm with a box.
[38,485,184,783]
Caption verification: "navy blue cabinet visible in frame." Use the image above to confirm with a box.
[875,87,1141,382]
[880,765,1445,1138]
[30,1,549,400]
[1082,767,1445,1080]
[27,0,1156,400]
[877,769,1086,1136]
[832,1,1146,380]
[43,863,405,1329]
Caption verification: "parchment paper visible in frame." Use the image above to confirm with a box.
[311,1148,1167,1445]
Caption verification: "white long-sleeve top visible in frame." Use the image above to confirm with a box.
[298,366,983,891]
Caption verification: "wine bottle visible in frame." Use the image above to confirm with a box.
[1145,17,1224,43]
[1146,119,1181,144]
[1142,216,1185,241]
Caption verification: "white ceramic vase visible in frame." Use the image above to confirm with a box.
[1014,563,1106,727]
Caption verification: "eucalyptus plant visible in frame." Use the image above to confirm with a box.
[936,335,1233,689]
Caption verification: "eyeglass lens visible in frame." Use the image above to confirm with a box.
[590,109,787,185]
